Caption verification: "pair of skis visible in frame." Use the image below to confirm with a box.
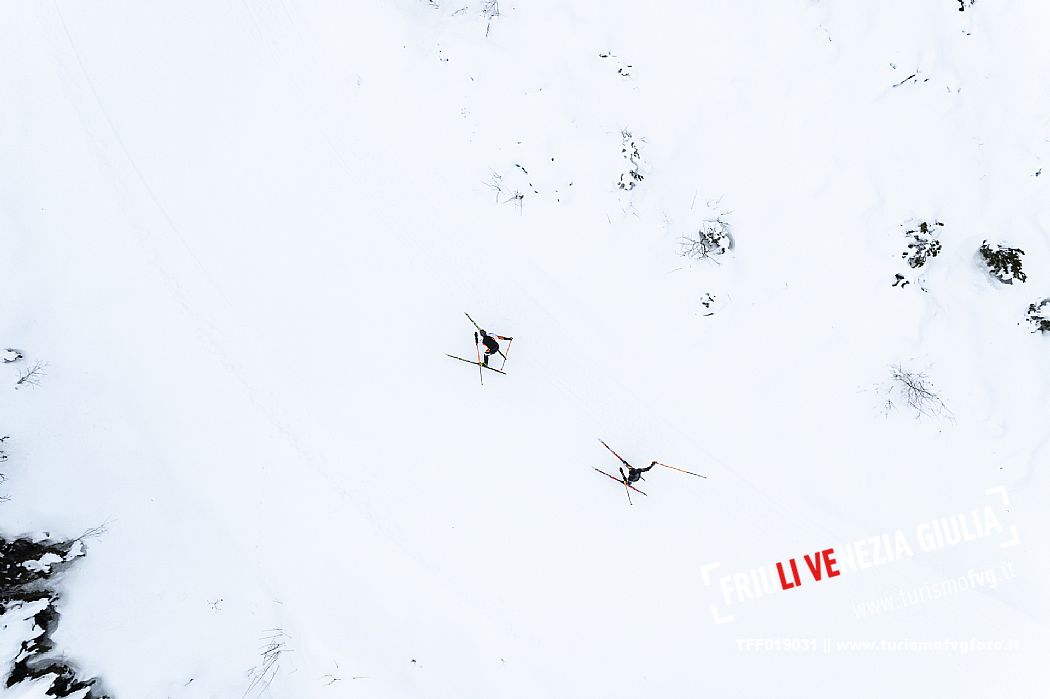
[595,438,646,505]
[448,312,513,385]
[595,439,707,505]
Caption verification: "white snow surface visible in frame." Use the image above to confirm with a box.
[2,1,1050,697]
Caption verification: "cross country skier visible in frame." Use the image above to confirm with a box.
[599,438,655,484]
[621,460,656,484]
[476,329,512,366]
[595,438,705,504]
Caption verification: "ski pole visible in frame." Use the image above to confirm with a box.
[654,461,707,479]
[500,338,513,371]
[474,332,483,386]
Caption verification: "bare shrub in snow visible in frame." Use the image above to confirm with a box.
[957,0,976,11]
[74,521,111,543]
[617,129,645,190]
[681,217,733,261]
[483,171,503,202]
[2,349,22,363]
[14,361,46,389]
[891,71,926,88]
[485,163,543,211]
[482,0,499,36]
[505,190,524,213]
[979,241,1026,284]
[244,628,292,697]
[883,365,951,419]
[1026,298,1050,333]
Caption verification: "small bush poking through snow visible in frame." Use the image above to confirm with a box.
[681,217,733,261]
[979,241,1026,284]
[700,292,717,316]
[617,129,645,190]
[902,221,943,269]
[894,220,943,289]
[1026,298,1050,333]
[0,436,7,502]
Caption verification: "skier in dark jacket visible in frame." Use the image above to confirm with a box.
[476,329,512,366]
[620,461,656,484]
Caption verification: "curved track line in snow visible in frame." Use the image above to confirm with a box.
[44,2,407,538]
[51,0,231,308]
[234,0,361,178]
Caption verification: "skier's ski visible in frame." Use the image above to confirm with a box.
[598,439,629,465]
[592,468,647,496]
[447,355,507,374]
[464,311,482,331]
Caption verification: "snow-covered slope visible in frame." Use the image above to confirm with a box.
[2,1,1049,697]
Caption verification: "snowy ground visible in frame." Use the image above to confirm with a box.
[2,1,1049,697]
